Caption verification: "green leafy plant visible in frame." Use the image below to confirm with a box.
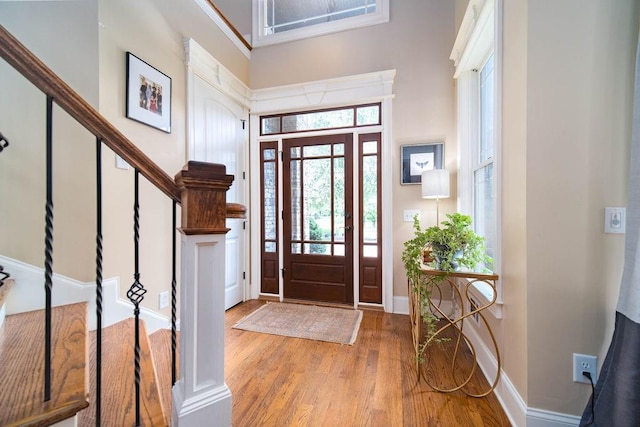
[422,213,491,272]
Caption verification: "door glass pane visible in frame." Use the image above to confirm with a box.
[290,146,301,158]
[263,162,277,240]
[334,143,344,155]
[303,157,332,244]
[290,159,302,240]
[304,243,330,255]
[363,245,378,258]
[263,148,276,160]
[333,157,345,242]
[303,144,331,157]
[362,155,377,243]
[291,243,302,254]
[265,242,276,252]
[334,244,345,256]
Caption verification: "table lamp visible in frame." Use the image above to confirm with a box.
[421,169,450,224]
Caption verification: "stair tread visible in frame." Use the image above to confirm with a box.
[149,328,179,426]
[0,278,14,308]
[0,302,89,427]
[79,318,166,427]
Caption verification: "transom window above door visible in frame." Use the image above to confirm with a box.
[260,103,380,135]
[252,0,389,47]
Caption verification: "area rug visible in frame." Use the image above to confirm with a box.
[233,302,363,345]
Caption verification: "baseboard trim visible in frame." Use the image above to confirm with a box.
[0,255,169,333]
[393,295,409,315]
[526,408,581,426]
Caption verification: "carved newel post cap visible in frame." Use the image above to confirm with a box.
[175,161,234,235]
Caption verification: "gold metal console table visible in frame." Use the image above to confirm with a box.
[408,267,500,397]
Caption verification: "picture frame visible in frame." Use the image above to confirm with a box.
[126,52,172,133]
[400,142,444,184]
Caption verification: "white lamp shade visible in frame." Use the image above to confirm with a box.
[421,169,450,199]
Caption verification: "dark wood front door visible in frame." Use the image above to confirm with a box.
[282,134,354,304]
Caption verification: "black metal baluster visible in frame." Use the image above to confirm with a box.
[44,95,53,402]
[0,265,9,286]
[0,131,9,153]
[127,170,146,427]
[95,138,103,426]
[171,201,177,386]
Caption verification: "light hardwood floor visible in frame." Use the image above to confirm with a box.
[225,300,511,427]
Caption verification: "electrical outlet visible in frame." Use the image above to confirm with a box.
[159,291,169,309]
[573,353,597,384]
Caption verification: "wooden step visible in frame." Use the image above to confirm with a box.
[148,328,179,426]
[78,318,166,426]
[0,302,89,427]
[0,278,14,308]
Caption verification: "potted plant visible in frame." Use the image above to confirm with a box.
[422,213,491,272]
[402,213,491,362]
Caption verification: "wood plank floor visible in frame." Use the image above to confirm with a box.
[225,300,511,427]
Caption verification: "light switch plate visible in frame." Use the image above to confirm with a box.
[605,207,625,234]
[403,209,421,222]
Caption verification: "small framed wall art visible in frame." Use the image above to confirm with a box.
[125,52,172,133]
[400,142,444,184]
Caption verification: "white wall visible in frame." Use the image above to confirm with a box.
[0,0,99,283]
[249,0,458,302]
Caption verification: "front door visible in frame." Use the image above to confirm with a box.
[282,134,354,304]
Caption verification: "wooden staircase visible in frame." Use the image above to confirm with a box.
[0,302,89,426]
[78,319,167,426]
[0,293,174,426]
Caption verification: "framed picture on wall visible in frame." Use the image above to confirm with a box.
[125,52,172,133]
[400,142,444,184]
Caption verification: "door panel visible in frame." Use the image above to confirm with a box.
[192,75,245,309]
[283,134,353,304]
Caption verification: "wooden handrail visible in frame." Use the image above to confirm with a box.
[0,24,181,203]
[0,24,247,221]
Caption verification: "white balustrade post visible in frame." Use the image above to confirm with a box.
[172,161,235,426]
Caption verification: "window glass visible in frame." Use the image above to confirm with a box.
[474,164,495,265]
[290,159,302,240]
[255,0,388,47]
[263,162,277,240]
[264,0,377,35]
[362,155,377,243]
[480,54,495,163]
[356,105,380,125]
[260,103,380,135]
[362,140,377,155]
[362,245,378,258]
[262,117,281,135]
[282,109,354,133]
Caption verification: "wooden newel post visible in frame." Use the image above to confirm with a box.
[175,160,234,234]
[172,161,234,427]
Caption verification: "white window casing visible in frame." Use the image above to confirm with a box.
[451,0,503,318]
